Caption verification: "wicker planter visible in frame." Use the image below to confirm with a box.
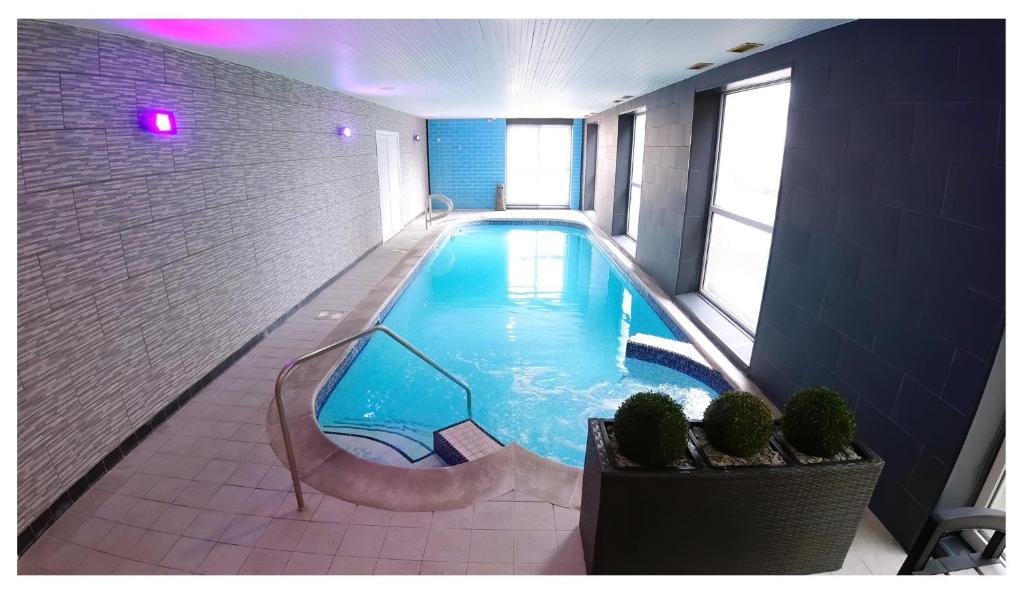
[580,418,884,574]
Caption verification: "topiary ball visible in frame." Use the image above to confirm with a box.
[781,386,857,457]
[702,390,774,457]
[612,392,690,467]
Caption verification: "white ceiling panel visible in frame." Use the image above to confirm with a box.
[63,19,848,118]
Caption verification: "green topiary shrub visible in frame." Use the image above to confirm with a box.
[612,392,690,467]
[702,391,774,457]
[781,386,857,457]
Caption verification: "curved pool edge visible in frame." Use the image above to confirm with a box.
[262,210,766,513]
[266,398,582,510]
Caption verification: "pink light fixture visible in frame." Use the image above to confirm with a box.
[338,126,353,138]
[139,109,177,134]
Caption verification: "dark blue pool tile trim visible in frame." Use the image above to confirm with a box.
[625,341,734,394]
[316,220,699,422]
[432,419,506,466]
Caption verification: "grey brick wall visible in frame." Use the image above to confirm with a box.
[17,19,428,532]
[586,20,1005,547]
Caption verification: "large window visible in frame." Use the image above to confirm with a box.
[506,123,572,207]
[700,76,791,334]
[625,111,646,239]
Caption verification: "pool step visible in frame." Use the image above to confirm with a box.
[625,333,733,393]
[433,419,504,465]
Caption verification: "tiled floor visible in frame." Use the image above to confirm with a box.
[18,213,910,575]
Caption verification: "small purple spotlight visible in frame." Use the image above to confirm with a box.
[338,126,352,138]
[140,109,177,134]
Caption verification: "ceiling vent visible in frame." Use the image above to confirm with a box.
[688,62,713,70]
[728,42,764,53]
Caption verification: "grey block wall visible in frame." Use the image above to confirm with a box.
[17,19,428,532]
[586,19,1005,547]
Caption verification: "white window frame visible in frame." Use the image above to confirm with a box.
[625,110,646,240]
[699,74,791,336]
[963,439,1006,556]
[504,122,572,209]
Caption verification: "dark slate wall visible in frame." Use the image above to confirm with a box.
[586,19,1005,547]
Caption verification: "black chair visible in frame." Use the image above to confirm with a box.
[898,507,1005,575]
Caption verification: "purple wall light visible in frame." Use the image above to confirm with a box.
[338,126,352,138]
[139,109,177,134]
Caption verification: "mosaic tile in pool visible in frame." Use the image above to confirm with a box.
[316,223,722,466]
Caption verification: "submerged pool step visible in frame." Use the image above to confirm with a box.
[625,333,733,393]
[433,419,504,465]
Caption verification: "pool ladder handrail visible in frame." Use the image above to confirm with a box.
[424,193,454,229]
[274,323,473,509]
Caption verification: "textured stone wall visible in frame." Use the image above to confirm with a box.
[586,20,1005,546]
[17,19,428,531]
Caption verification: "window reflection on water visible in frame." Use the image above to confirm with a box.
[506,230,567,301]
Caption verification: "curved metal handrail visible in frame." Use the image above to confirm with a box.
[425,193,454,228]
[274,324,473,508]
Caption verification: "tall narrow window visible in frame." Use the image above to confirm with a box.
[625,111,646,239]
[700,75,791,334]
[506,122,572,207]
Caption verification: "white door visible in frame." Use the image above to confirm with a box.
[375,130,404,241]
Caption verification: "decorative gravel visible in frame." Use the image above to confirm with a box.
[691,427,785,467]
[606,425,696,470]
[775,431,861,464]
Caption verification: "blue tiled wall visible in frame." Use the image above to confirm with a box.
[570,119,583,209]
[427,119,506,209]
[428,118,584,209]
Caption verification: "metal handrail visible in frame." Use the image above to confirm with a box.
[424,193,454,229]
[274,324,472,509]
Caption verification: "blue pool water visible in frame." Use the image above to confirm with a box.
[317,223,720,466]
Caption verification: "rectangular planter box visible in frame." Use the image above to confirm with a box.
[580,418,884,574]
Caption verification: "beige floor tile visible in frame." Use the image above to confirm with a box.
[161,536,216,572]
[194,460,239,484]
[152,504,200,535]
[337,524,387,558]
[469,529,514,563]
[145,476,191,503]
[295,521,346,555]
[313,496,357,523]
[239,547,290,574]
[467,562,513,575]
[95,523,146,556]
[514,562,559,575]
[423,528,471,562]
[126,530,179,564]
[514,501,555,530]
[431,506,473,529]
[283,551,332,574]
[226,463,271,487]
[514,531,557,564]
[374,558,421,575]
[380,526,429,560]
[553,506,580,531]
[197,543,252,574]
[207,485,255,512]
[557,563,587,574]
[420,561,468,575]
[93,493,140,522]
[219,514,271,546]
[121,498,169,529]
[240,488,289,516]
[173,480,221,508]
[113,559,157,574]
[67,516,115,547]
[472,501,514,530]
[390,511,433,527]
[554,530,584,564]
[183,509,234,540]
[352,505,394,526]
[73,549,123,574]
[328,555,377,575]
[256,518,308,550]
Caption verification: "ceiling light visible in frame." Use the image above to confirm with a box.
[728,42,764,53]
[338,126,352,138]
